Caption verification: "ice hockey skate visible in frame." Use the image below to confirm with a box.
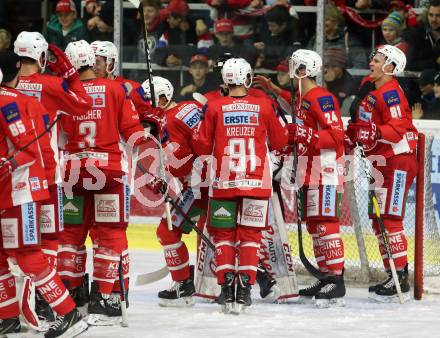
[298,278,330,304]
[0,316,20,335]
[369,266,411,303]
[234,273,252,314]
[44,308,88,338]
[256,264,281,302]
[158,266,195,307]
[314,275,346,308]
[87,282,122,326]
[219,272,235,314]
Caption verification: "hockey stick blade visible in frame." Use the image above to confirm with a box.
[192,92,208,105]
[135,266,169,286]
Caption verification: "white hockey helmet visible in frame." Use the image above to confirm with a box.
[375,44,406,75]
[141,76,174,105]
[91,40,119,76]
[65,40,96,70]
[221,58,253,88]
[289,49,322,79]
[13,31,48,70]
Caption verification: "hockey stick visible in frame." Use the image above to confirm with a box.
[349,81,404,304]
[134,0,173,231]
[135,266,169,286]
[118,255,128,327]
[136,162,216,251]
[192,92,208,105]
[288,79,326,281]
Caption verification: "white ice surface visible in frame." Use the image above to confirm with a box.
[80,250,440,338]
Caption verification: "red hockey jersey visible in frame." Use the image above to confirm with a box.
[16,73,92,185]
[164,101,203,178]
[193,94,288,198]
[295,86,345,187]
[61,77,144,173]
[357,78,418,158]
[0,87,49,208]
[114,76,151,114]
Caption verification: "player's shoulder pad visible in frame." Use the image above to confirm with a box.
[382,89,401,107]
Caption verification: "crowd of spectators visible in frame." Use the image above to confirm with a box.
[1,0,440,119]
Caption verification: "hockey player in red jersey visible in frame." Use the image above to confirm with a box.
[90,40,151,114]
[59,40,144,325]
[286,49,346,307]
[140,76,208,306]
[14,31,93,320]
[192,58,288,313]
[346,45,418,302]
[0,56,87,337]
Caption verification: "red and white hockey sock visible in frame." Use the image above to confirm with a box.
[41,237,59,270]
[0,270,19,319]
[237,228,262,284]
[112,249,129,293]
[317,222,344,275]
[34,269,75,316]
[213,230,236,284]
[57,245,87,290]
[374,219,408,270]
[312,234,328,273]
[93,247,119,295]
[163,241,190,281]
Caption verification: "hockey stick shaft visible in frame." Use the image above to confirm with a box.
[136,162,216,251]
[118,255,129,327]
[289,79,326,280]
[349,81,404,303]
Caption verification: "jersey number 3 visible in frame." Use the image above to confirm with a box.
[79,121,96,148]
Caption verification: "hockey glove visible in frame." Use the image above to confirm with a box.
[287,124,318,147]
[346,121,379,148]
[47,44,79,82]
[0,157,15,176]
[146,176,166,195]
[140,107,165,138]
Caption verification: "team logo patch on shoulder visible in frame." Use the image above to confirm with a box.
[383,90,400,107]
[182,109,201,129]
[1,102,21,124]
[317,96,335,112]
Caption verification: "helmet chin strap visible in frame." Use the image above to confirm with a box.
[381,62,395,76]
[38,53,47,73]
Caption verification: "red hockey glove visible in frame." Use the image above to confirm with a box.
[346,121,379,148]
[47,44,79,82]
[0,157,15,176]
[140,107,165,138]
[287,123,318,147]
[146,176,166,195]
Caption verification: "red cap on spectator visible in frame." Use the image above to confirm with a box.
[215,19,233,34]
[190,54,209,66]
[275,59,289,72]
[56,0,77,14]
[388,1,406,11]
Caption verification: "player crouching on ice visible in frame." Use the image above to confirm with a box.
[346,45,418,303]
[141,76,208,307]
[286,49,346,308]
[192,58,288,313]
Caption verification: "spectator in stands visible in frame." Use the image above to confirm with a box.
[404,0,440,71]
[207,18,258,68]
[177,54,217,101]
[45,0,88,50]
[157,12,197,48]
[323,47,358,109]
[387,1,418,29]
[380,11,409,54]
[0,29,11,52]
[253,5,302,69]
[412,69,438,119]
[86,0,114,41]
[307,4,368,69]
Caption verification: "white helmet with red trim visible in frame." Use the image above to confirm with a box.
[375,44,406,75]
[65,40,96,70]
[221,58,253,88]
[91,40,119,76]
[13,31,48,70]
[289,49,322,79]
[141,76,174,105]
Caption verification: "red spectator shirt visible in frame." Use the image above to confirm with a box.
[0,87,49,208]
[357,78,418,158]
[193,94,288,198]
[17,73,92,185]
[61,78,144,173]
[295,86,345,187]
